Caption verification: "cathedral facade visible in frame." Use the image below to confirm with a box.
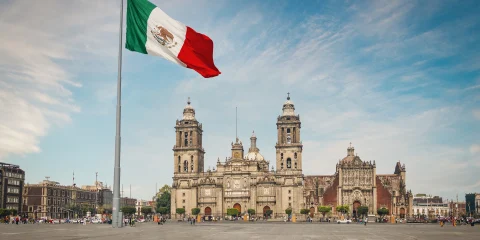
[171,95,412,219]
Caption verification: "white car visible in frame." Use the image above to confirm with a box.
[337,219,352,224]
[91,219,101,224]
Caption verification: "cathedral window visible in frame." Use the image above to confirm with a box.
[294,152,297,159]
[286,128,291,144]
[184,160,188,172]
[281,153,283,160]
[178,156,181,164]
[281,163,284,170]
[178,165,180,172]
[191,164,194,171]
[286,158,292,168]
[184,132,188,146]
[294,162,297,169]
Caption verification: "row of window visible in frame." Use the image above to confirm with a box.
[5,172,23,179]
[7,197,19,203]
[178,156,194,173]
[7,187,19,193]
[280,159,297,169]
[8,179,20,185]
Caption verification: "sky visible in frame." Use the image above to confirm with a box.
[0,0,479,201]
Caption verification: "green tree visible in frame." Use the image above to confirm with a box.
[159,184,171,194]
[176,208,186,218]
[300,209,310,220]
[191,208,200,216]
[156,191,171,213]
[121,206,136,216]
[248,209,256,216]
[336,205,350,214]
[317,206,332,219]
[285,208,292,215]
[10,209,18,216]
[157,207,168,215]
[227,208,239,217]
[377,207,389,218]
[141,207,152,216]
[357,206,369,218]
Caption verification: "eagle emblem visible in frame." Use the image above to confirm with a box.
[151,25,178,48]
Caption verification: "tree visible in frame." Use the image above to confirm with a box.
[377,207,389,218]
[248,209,256,216]
[159,184,171,194]
[318,206,332,219]
[10,209,18,216]
[157,207,168,215]
[227,208,239,217]
[141,207,153,216]
[285,208,292,215]
[357,206,369,218]
[336,205,350,214]
[191,208,200,216]
[176,208,186,218]
[300,209,310,220]
[121,206,136,216]
[156,191,171,214]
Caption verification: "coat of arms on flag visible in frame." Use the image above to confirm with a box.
[151,25,177,48]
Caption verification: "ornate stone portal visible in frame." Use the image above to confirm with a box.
[171,96,412,219]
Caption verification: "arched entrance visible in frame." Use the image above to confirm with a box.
[205,207,212,216]
[263,206,270,215]
[352,201,361,218]
[233,203,241,215]
[310,207,315,217]
[400,208,405,218]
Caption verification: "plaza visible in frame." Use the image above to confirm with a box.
[1,222,479,240]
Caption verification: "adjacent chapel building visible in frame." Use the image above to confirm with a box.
[171,95,413,219]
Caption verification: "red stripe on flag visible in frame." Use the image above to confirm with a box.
[177,27,221,78]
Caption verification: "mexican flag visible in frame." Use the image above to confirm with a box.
[125,0,221,78]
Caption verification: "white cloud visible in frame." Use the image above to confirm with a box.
[0,1,118,159]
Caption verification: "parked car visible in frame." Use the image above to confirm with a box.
[91,219,101,224]
[337,219,352,224]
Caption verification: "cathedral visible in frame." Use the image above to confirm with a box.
[171,95,413,219]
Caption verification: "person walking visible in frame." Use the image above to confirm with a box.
[364,216,368,226]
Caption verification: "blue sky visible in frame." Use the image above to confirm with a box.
[1,0,479,201]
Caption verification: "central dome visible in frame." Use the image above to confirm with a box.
[245,151,265,161]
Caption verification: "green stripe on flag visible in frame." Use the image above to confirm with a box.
[125,0,156,54]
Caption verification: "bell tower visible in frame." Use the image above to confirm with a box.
[275,93,303,172]
[173,97,205,174]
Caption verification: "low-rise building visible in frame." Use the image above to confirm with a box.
[120,197,136,208]
[412,194,449,218]
[0,162,25,212]
[23,179,97,219]
[448,201,466,217]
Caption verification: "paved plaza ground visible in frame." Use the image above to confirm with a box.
[1,221,479,240]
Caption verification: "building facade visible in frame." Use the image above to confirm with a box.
[465,193,479,216]
[23,179,97,219]
[0,162,25,212]
[171,95,412,219]
[411,194,449,218]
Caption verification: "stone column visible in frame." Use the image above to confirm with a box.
[373,187,377,215]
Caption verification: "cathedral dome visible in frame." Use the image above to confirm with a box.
[245,152,265,161]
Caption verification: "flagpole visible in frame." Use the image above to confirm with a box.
[112,0,124,228]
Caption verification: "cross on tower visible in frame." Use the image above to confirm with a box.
[287,92,290,100]
[187,97,191,105]
[349,142,352,147]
